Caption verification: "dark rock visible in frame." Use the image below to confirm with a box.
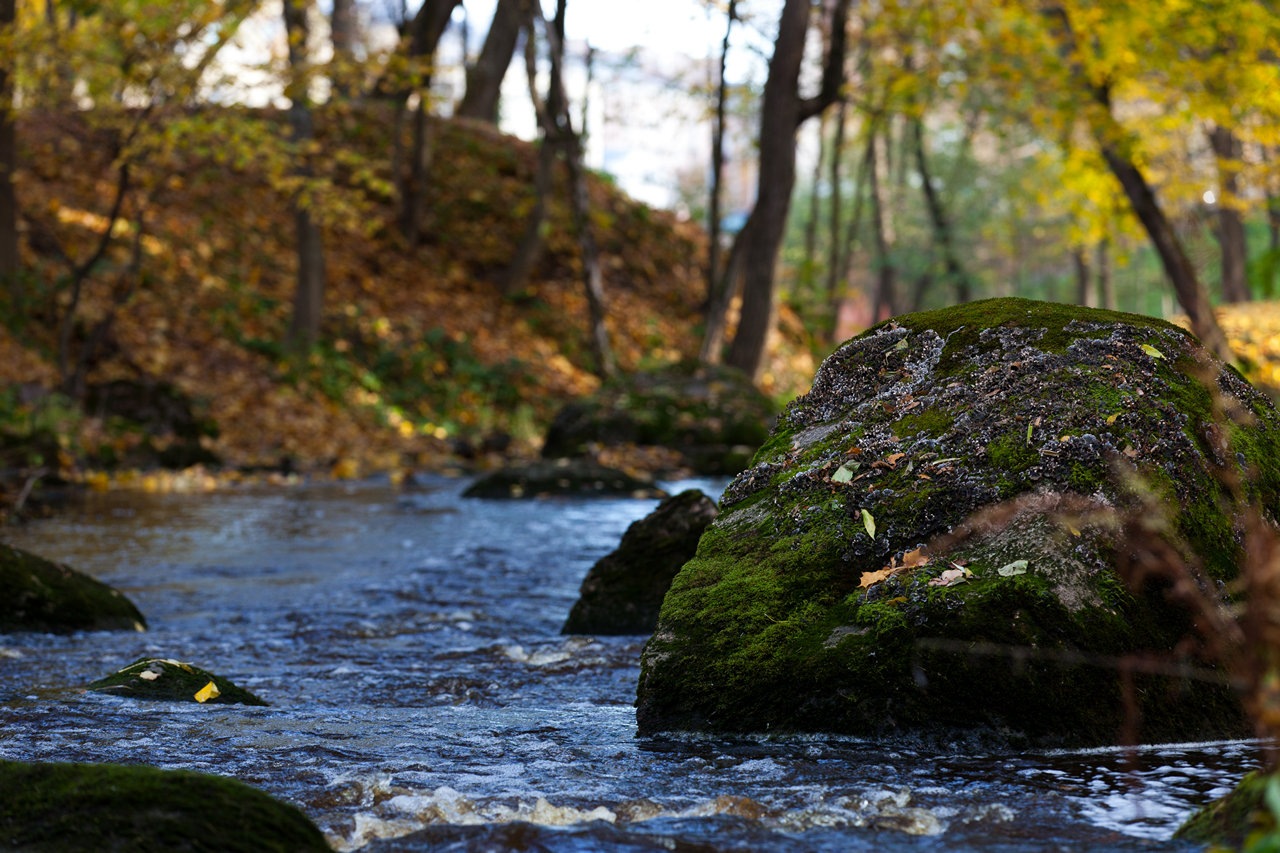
[462,458,667,499]
[87,657,268,706]
[563,489,718,635]
[637,298,1280,747]
[1175,769,1277,847]
[0,758,328,851]
[0,542,147,633]
[542,364,775,475]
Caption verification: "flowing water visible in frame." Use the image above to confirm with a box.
[0,476,1265,851]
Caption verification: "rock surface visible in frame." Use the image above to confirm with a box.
[0,542,147,633]
[0,759,328,851]
[636,299,1280,747]
[88,657,269,706]
[462,457,666,499]
[563,489,719,635]
[1175,769,1278,847]
[542,365,775,475]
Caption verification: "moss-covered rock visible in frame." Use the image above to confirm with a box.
[462,457,666,499]
[0,542,147,633]
[1175,769,1280,847]
[563,489,718,635]
[0,759,327,851]
[541,365,775,475]
[636,298,1280,747]
[87,657,269,706]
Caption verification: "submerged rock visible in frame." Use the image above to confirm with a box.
[0,542,147,633]
[563,489,719,635]
[636,298,1280,747]
[0,759,327,851]
[542,364,775,476]
[88,657,268,706]
[462,457,666,499]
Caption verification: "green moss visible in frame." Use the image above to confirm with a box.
[0,543,147,634]
[0,759,328,852]
[1175,770,1278,847]
[893,409,954,439]
[87,658,269,706]
[985,433,1038,472]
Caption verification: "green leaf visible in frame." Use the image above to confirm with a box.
[860,508,876,539]
[1141,344,1164,359]
[997,559,1029,576]
[832,463,856,483]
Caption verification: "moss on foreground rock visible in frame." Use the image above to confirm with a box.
[563,489,718,635]
[0,542,146,633]
[0,759,327,851]
[1176,769,1280,848]
[637,298,1280,747]
[88,657,269,706]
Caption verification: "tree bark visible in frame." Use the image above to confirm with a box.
[699,0,738,366]
[0,0,17,303]
[283,0,327,352]
[457,0,525,123]
[1073,247,1092,307]
[868,128,898,320]
[1209,124,1250,303]
[1041,5,1232,362]
[823,96,847,338]
[398,0,462,244]
[1097,237,1114,310]
[912,117,971,304]
[800,110,828,301]
[727,0,850,381]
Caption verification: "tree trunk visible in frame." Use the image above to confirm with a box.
[0,0,17,303]
[1073,247,1092,307]
[912,117,971,304]
[727,0,850,381]
[799,110,828,304]
[501,9,552,297]
[398,0,462,244]
[330,0,358,95]
[1041,6,1232,362]
[1097,237,1114,310]
[823,96,847,338]
[699,0,737,366]
[457,0,525,123]
[868,129,898,320]
[283,0,327,352]
[1209,125,1250,303]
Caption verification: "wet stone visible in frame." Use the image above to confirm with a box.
[637,298,1280,748]
[87,657,268,706]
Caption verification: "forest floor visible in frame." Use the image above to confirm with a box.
[0,108,818,509]
[2,108,1278,514]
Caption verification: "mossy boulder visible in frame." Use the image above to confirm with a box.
[563,489,718,635]
[462,457,666,499]
[636,298,1280,747]
[541,365,775,475]
[1176,769,1280,847]
[0,542,147,633]
[0,759,327,851]
[88,657,269,706]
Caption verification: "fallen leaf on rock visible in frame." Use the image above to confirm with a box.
[831,464,856,484]
[194,681,221,703]
[1141,344,1165,360]
[900,547,930,569]
[859,567,897,588]
[997,559,1029,576]
[860,508,876,539]
[928,567,971,587]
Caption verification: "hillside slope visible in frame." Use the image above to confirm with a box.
[0,108,815,482]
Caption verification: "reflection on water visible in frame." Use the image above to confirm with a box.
[0,477,1263,851]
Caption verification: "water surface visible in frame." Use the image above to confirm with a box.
[0,477,1260,850]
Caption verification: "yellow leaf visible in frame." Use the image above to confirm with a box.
[861,508,876,539]
[194,681,221,703]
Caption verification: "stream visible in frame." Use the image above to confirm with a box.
[0,475,1264,851]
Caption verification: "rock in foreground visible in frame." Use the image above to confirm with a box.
[0,759,327,851]
[88,657,269,706]
[0,542,146,633]
[563,489,718,635]
[637,299,1279,747]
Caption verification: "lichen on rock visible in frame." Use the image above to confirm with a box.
[0,542,147,634]
[637,298,1280,747]
[87,657,268,706]
[563,489,718,635]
